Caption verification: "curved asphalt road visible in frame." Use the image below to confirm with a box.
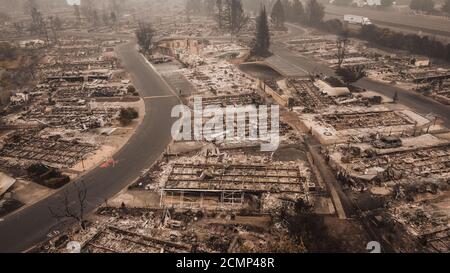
[0,41,179,252]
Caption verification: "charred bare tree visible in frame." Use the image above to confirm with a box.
[215,0,224,29]
[229,0,249,35]
[135,21,155,55]
[336,65,367,84]
[48,181,88,230]
[110,11,117,29]
[30,6,45,36]
[52,15,62,30]
[271,0,286,29]
[13,22,25,34]
[215,0,248,35]
[110,0,121,19]
[48,16,58,44]
[335,32,349,68]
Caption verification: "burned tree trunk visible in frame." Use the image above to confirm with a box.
[49,181,88,230]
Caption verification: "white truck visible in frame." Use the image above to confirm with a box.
[344,15,372,26]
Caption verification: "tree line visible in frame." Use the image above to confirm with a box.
[269,0,325,28]
[408,0,450,14]
[316,18,450,63]
[329,0,450,15]
[214,0,249,34]
[181,0,450,63]
[0,42,18,60]
[359,25,450,62]
[410,0,435,13]
[74,0,121,28]
[268,0,450,63]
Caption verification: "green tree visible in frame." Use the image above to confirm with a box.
[306,0,325,26]
[251,6,271,57]
[271,0,286,29]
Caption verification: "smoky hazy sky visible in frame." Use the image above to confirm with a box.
[66,0,81,6]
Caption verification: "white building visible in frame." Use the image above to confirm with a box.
[19,39,45,49]
[352,0,382,7]
[10,92,29,104]
[413,57,430,67]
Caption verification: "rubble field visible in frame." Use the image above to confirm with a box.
[286,33,450,105]
[0,36,143,217]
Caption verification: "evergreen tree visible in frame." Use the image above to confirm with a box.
[222,0,232,29]
[53,15,62,30]
[251,6,271,57]
[282,0,293,21]
[30,6,45,35]
[110,11,117,26]
[291,0,305,23]
[271,0,286,29]
[110,0,121,18]
[306,0,324,26]
[230,0,249,34]
[215,0,224,28]
[102,10,110,26]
